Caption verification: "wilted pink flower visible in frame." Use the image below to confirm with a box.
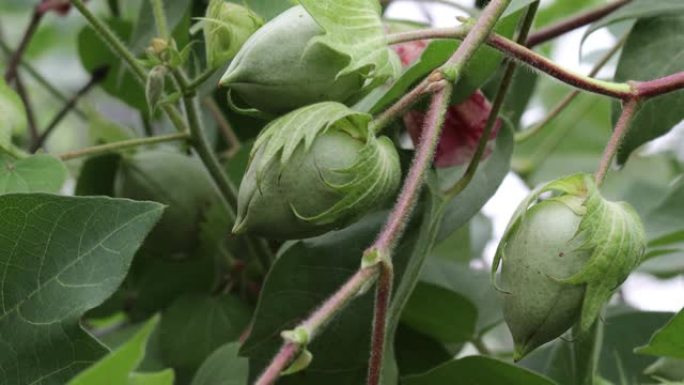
[37,0,84,15]
[393,40,501,168]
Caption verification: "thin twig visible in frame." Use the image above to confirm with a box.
[370,79,431,133]
[594,98,640,185]
[526,0,631,47]
[445,0,539,197]
[30,67,107,152]
[59,132,190,160]
[366,261,394,385]
[13,74,39,145]
[4,8,43,83]
[516,35,627,143]
[203,97,241,157]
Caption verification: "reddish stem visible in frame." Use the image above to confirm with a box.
[4,8,44,83]
[254,343,300,385]
[366,262,394,385]
[594,98,640,185]
[526,0,631,47]
[634,72,684,98]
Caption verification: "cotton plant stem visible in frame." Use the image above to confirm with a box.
[58,132,190,160]
[69,0,187,133]
[370,79,431,133]
[366,261,394,385]
[526,0,631,47]
[203,97,241,156]
[150,0,169,39]
[445,0,539,198]
[13,74,39,145]
[387,28,634,99]
[516,35,627,143]
[4,8,43,83]
[594,98,640,185]
[30,68,107,152]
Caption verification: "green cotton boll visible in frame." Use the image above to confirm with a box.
[218,6,365,114]
[203,0,263,69]
[233,102,401,239]
[114,150,224,258]
[493,174,646,360]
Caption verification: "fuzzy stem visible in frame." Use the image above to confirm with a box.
[150,0,169,39]
[525,0,631,47]
[4,7,43,83]
[58,132,189,161]
[254,267,380,385]
[31,68,107,152]
[187,68,218,91]
[69,0,187,132]
[367,260,394,385]
[634,72,684,98]
[445,0,539,198]
[594,98,640,185]
[516,35,626,143]
[387,28,634,99]
[370,79,431,134]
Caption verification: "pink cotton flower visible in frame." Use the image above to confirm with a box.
[393,40,501,168]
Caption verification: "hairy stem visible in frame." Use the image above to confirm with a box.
[31,68,107,152]
[516,35,626,143]
[4,7,43,83]
[367,261,394,385]
[387,28,634,99]
[150,0,169,39]
[59,132,189,160]
[254,267,380,385]
[595,98,640,185]
[370,79,431,134]
[445,0,539,197]
[526,0,631,47]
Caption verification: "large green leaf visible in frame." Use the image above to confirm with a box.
[403,356,556,385]
[400,282,477,344]
[300,0,400,88]
[637,309,684,359]
[191,342,248,385]
[584,0,684,41]
[0,154,67,194]
[0,194,163,385]
[67,315,173,385]
[598,311,674,385]
[394,324,452,377]
[613,15,684,164]
[228,0,292,20]
[159,294,252,382]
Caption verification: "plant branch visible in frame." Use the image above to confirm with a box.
[58,132,189,160]
[69,0,187,132]
[634,72,684,98]
[4,7,43,83]
[30,67,107,152]
[525,0,631,47]
[187,68,218,91]
[367,260,393,385]
[204,97,241,157]
[387,28,634,99]
[594,98,640,185]
[516,35,626,143]
[254,267,380,385]
[445,0,539,198]
[370,79,431,134]
[150,0,169,39]
[13,74,39,145]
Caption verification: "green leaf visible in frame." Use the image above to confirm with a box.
[0,77,26,155]
[67,315,173,385]
[637,309,684,359]
[403,356,556,385]
[613,15,684,164]
[227,0,292,20]
[0,194,163,385]
[128,0,192,54]
[191,342,248,385]
[159,294,252,381]
[599,310,674,385]
[584,0,684,42]
[644,357,684,382]
[128,370,174,385]
[299,0,400,89]
[394,324,452,377]
[544,322,604,385]
[75,154,122,196]
[401,282,477,344]
[0,154,68,194]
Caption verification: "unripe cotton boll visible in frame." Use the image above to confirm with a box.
[203,0,263,69]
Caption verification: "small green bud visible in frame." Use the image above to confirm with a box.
[493,174,645,360]
[145,65,167,113]
[234,102,401,239]
[218,6,366,114]
[203,0,263,69]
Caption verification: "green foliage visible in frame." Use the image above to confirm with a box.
[0,78,26,155]
[614,15,684,164]
[0,154,67,193]
[190,342,248,385]
[203,0,263,69]
[0,194,163,385]
[637,310,684,359]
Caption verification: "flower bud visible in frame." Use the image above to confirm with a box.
[493,174,645,360]
[234,102,401,239]
[203,0,263,69]
[114,150,223,258]
[218,6,366,114]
